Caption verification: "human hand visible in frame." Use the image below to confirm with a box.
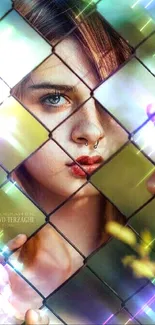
[147,172,155,194]
[0,234,49,324]
[16,224,73,294]
[25,309,49,325]
[0,234,26,323]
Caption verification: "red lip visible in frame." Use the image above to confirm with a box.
[67,155,103,177]
[69,155,103,166]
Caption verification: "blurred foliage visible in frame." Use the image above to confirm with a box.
[105,221,155,279]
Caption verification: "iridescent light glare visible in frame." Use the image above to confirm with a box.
[0,10,51,87]
[125,294,155,324]
[0,0,12,19]
[75,0,94,18]
[133,119,155,162]
[136,34,155,74]
[102,313,114,325]
[0,79,10,104]
[97,0,155,47]
[94,58,155,133]
[0,116,17,141]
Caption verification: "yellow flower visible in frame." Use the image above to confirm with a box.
[141,230,152,245]
[105,221,137,247]
[122,255,136,267]
[130,260,155,279]
[106,222,155,280]
[138,230,153,257]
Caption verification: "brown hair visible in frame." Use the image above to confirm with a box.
[12,0,129,265]
[14,0,131,85]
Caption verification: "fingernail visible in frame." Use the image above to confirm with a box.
[8,234,22,243]
[146,173,155,194]
[31,310,40,321]
[16,234,24,239]
[9,234,24,243]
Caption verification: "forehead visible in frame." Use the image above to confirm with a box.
[28,37,99,88]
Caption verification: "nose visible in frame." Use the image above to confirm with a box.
[71,99,104,148]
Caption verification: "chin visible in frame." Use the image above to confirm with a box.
[45,176,100,198]
[68,183,100,198]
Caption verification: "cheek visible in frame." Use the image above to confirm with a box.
[23,100,71,130]
[24,142,67,181]
[24,151,51,178]
[106,116,128,140]
[104,117,128,154]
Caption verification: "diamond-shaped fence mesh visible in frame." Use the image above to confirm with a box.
[0,0,155,324]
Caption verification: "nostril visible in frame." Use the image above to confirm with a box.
[78,137,86,143]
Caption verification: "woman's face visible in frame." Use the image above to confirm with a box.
[16,36,128,197]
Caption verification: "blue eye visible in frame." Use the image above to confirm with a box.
[41,93,69,107]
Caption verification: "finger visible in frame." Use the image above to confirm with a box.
[146,172,155,194]
[0,265,12,298]
[0,264,10,286]
[7,234,27,251]
[25,310,39,325]
[25,309,49,325]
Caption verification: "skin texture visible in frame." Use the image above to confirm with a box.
[12,36,129,258]
[1,36,155,324]
[0,236,50,325]
[2,169,155,325]
[18,37,128,202]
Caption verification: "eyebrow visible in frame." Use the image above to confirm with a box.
[28,82,75,92]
